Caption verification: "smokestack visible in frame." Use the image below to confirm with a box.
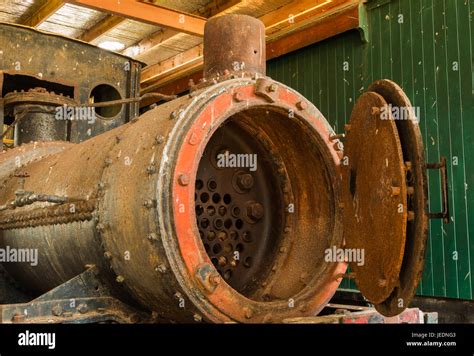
[203,14,266,80]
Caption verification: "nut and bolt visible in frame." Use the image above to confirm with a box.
[246,202,264,221]
[267,83,278,92]
[236,173,254,191]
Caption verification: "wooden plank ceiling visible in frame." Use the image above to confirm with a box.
[0,0,364,98]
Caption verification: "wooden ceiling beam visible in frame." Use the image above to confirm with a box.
[123,0,240,59]
[79,14,125,42]
[140,0,363,95]
[65,0,206,36]
[21,0,64,28]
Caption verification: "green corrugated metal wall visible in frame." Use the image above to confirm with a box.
[267,0,473,300]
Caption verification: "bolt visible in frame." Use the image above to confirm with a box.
[77,304,88,314]
[296,101,308,110]
[246,202,264,221]
[52,305,63,317]
[178,173,190,186]
[333,141,344,152]
[116,275,125,283]
[209,273,221,286]
[329,133,345,141]
[236,173,254,191]
[267,83,278,92]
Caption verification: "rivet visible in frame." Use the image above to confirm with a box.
[156,264,167,273]
[330,133,345,141]
[146,165,157,174]
[170,111,178,120]
[243,307,253,319]
[144,199,156,208]
[178,173,190,186]
[104,251,113,260]
[193,314,203,322]
[296,101,307,110]
[148,232,158,241]
[51,305,63,317]
[116,275,125,283]
[391,186,401,196]
[333,141,344,152]
[188,132,199,145]
[233,92,245,102]
[279,247,287,253]
[155,135,165,144]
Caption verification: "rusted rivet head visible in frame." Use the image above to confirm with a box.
[195,263,220,293]
[279,246,287,253]
[296,101,308,110]
[116,275,125,283]
[267,83,278,93]
[77,303,88,314]
[243,307,253,319]
[371,106,381,115]
[178,173,190,186]
[146,165,157,174]
[233,92,245,102]
[143,199,156,208]
[391,186,401,196]
[148,232,158,241]
[52,305,63,317]
[237,173,254,190]
[188,132,199,145]
[193,314,203,322]
[156,263,167,273]
[170,110,178,120]
[155,135,165,144]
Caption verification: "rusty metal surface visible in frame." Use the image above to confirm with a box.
[4,88,76,145]
[0,23,143,142]
[343,91,407,305]
[203,14,266,80]
[367,79,429,317]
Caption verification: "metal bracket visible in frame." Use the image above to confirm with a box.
[0,266,149,324]
[427,156,450,224]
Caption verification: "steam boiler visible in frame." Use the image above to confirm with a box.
[0,15,448,323]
